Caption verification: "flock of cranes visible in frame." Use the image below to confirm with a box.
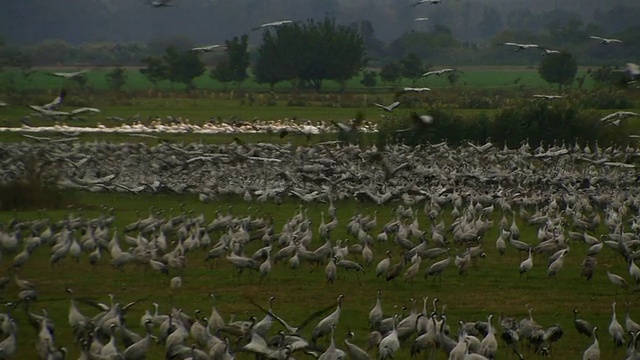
[2,166,640,358]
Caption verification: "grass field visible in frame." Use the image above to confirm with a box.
[0,191,635,359]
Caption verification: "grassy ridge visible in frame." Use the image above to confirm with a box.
[0,191,634,359]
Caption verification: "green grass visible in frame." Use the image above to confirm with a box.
[0,191,634,359]
[0,66,596,93]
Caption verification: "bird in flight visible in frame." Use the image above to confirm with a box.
[49,70,88,79]
[415,17,429,21]
[252,20,293,31]
[0,100,7,107]
[189,45,224,53]
[590,35,622,44]
[600,111,640,124]
[374,101,401,112]
[504,42,540,51]
[411,0,442,6]
[532,94,563,100]
[149,0,174,7]
[402,87,432,93]
[539,47,561,55]
[37,88,67,110]
[421,68,454,77]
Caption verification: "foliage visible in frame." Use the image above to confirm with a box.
[360,70,377,89]
[162,45,206,90]
[379,62,402,84]
[105,66,127,92]
[588,65,629,88]
[211,35,250,87]
[400,53,425,85]
[139,56,168,88]
[0,155,75,211]
[254,17,366,92]
[538,52,578,90]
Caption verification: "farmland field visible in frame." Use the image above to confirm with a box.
[0,190,636,359]
[0,64,639,360]
[0,66,598,92]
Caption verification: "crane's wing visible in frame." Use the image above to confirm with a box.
[589,36,604,41]
[504,42,521,47]
[388,101,401,110]
[294,301,337,333]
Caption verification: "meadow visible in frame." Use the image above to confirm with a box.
[0,191,635,359]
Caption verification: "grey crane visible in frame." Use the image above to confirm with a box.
[374,101,400,112]
[344,332,371,360]
[425,256,451,281]
[574,308,594,338]
[318,326,346,360]
[378,315,400,360]
[582,327,600,360]
[609,301,625,348]
[369,290,383,330]
[123,319,154,360]
[581,256,597,281]
[311,294,344,344]
[519,248,533,278]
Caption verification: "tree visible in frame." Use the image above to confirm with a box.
[254,17,366,92]
[538,52,577,91]
[105,66,127,92]
[140,56,167,88]
[360,70,377,89]
[380,62,402,84]
[211,34,249,87]
[400,53,424,85]
[163,45,205,90]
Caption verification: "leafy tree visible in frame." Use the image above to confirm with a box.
[360,70,377,89]
[140,56,167,88]
[380,62,402,84]
[538,52,577,91]
[254,17,366,92]
[105,66,127,92]
[254,30,296,89]
[446,70,461,86]
[400,53,424,85]
[163,45,205,90]
[211,34,249,87]
[588,65,629,88]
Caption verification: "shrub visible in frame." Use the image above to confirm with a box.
[0,156,76,211]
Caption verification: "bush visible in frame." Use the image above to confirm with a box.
[375,101,629,150]
[0,156,76,211]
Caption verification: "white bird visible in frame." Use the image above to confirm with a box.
[414,17,429,21]
[252,20,293,31]
[150,0,174,7]
[590,35,623,44]
[189,45,223,53]
[0,100,7,107]
[69,107,101,116]
[50,70,87,79]
[533,94,563,100]
[402,87,432,92]
[504,42,540,51]
[374,101,400,112]
[34,88,66,110]
[421,68,454,77]
[540,47,561,55]
[28,105,69,118]
[600,111,640,123]
[411,0,441,7]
